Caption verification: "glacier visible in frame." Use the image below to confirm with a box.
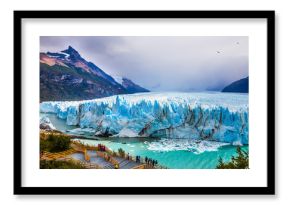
[40,92,249,145]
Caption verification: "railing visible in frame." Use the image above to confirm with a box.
[109,157,119,166]
[59,157,102,169]
[96,151,106,158]
[96,151,119,168]
[40,149,77,160]
[132,164,146,169]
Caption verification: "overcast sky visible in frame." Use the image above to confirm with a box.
[40,36,248,92]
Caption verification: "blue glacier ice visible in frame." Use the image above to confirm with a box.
[40,92,249,145]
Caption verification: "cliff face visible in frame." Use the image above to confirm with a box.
[40,92,248,145]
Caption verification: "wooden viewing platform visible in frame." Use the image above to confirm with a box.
[40,142,149,169]
[40,131,165,169]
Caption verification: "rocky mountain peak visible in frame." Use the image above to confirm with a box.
[61,46,81,59]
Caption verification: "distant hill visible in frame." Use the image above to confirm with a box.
[222,77,249,93]
[40,46,149,101]
[114,76,149,93]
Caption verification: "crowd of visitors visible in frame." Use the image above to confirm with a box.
[97,144,159,168]
[97,144,106,152]
[131,155,158,167]
[144,156,158,167]
[135,155,141,163]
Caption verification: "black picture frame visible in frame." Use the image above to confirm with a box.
[14,10,275,195]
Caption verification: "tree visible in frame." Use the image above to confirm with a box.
[40,133,71,153]
[118,148,125,158]
[216,146,249,169]
[47,134,70,152]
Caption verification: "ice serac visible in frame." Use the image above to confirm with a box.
[40,92,249,145]
[39,116,56,130]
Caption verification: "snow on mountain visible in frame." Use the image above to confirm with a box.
[112,76,124,85]
[112,76,150,93]
[40,92,248,145]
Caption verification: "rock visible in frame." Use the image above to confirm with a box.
[40,116,56,131]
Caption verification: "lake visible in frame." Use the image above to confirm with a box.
[40,112,248,169]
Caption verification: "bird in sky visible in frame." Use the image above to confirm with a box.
[216,51,221,54]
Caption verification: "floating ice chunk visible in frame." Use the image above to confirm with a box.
[147,138,230,154]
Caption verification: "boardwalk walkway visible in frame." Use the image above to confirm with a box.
[69,151,145,169]
[40,141,149,169]
[114,157,140,169]
[70,151,115,169]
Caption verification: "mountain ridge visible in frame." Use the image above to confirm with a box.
[113,76,149,93]
[221,77,249,93]
[40,46,149,101]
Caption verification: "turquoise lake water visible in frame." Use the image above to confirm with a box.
[41,113,249,169]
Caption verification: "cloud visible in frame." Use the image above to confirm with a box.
[40,36,248,91]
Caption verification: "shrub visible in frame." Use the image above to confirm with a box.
[118,148,125,158]
[40,133,71,153]
[40,160,85,169]
[112,151,117,157]
[216,146,249,169]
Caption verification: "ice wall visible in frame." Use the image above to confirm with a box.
[40,92,249,145]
